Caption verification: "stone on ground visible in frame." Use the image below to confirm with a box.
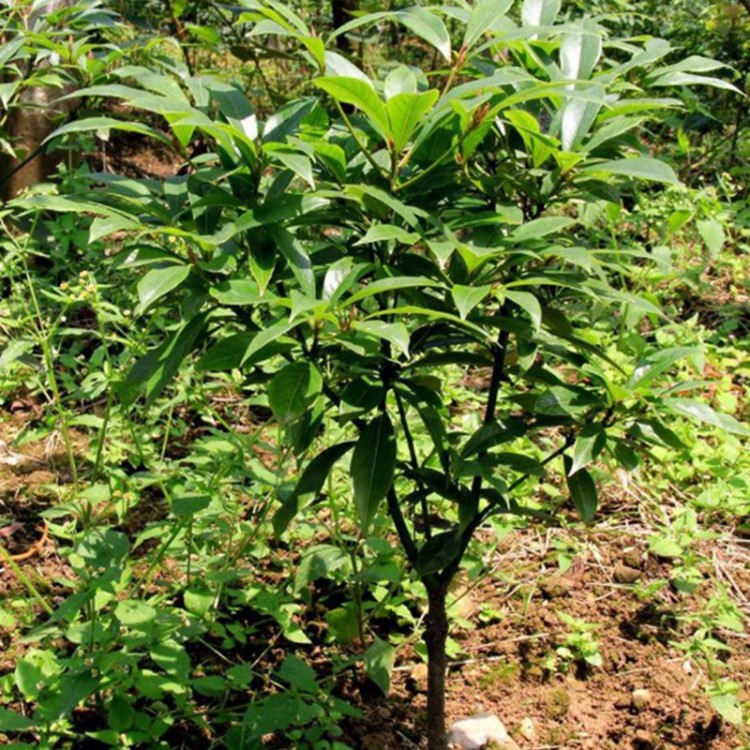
[449,712,520,750]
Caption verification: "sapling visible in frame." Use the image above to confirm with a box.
[38,1,748,748]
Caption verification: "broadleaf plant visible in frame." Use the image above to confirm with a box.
[30,2,742,748]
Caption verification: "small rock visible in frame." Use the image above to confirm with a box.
[449,713,520,750]
[633,729,654,748]
[409,663,428,691]
[622,548,642,569]
[539,576,571,599]
[613,563,641,584]
[631,688,651,711]
[519,717,536,741]
[376,705,391,720]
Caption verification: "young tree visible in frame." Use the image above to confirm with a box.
[41,1,745,747]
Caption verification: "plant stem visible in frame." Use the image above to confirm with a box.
[0,545,54,615]
[424,580,450,750]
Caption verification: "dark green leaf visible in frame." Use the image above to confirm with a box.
[268,362,322,426]
[273,442,356,536]
[351,414,397,532]
[564,459,598,523]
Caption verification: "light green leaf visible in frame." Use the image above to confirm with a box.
[115,600,157,627]
[355,225,420,246]
[697,218,725,258]
[662,399,750,437]
[710,693,744,726]
[396,7,451,61]
[354,320,410,357]
[521,0,561,28]
[387,90,439,153]
[509,217,575,243]
[581,157,679,184]
[351,414,397,532]
[560,20,602,81]
[452,284,492,320]
[314,76,390,138]
[364,637,396,695]
[137,265,191,314]
[464,0,513,49]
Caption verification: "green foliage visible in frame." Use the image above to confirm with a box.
[0,1,748,748]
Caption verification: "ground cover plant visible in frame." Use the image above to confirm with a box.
[0,1,749,749]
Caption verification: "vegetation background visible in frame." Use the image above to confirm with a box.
[0,1,749,749]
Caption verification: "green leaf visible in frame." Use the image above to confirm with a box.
[355,224,420,246]
[107,695,134,733]
[123,313,208,406]
[345,275,441,305]
[649,71,740,93]
[386,90,439,153]
[364,637,395,695]
[294,544,351,593]
[351,414,397,532]
[193,676,226,697]
[171,494,211,518]
[451,284,492,320]
[569,425,606,476]
[249,240,276,295]
[628,346,700,391]
[210,280,263,306]
[710,693,744,726]
[268,362,322,425]
[396,7,451,62]
[535,386,600,417]
[661,399,750,437]
[273,442,356,536]
[521,0,561,28]
[137,265,191,314]
[115,600,157,627]
[47,117,172,147]
[504,290,542,332]
[508,217,575,243]
[416,530,463,576]
[314,77,390,138]
[464,0,513,49]
[560,20,602,81]
[240,319,297,366]
[0,708,35,732]
[354,320,410,358]
[581,157,679,184]
[564,459,598,523]
[278,655,319,693]
[196,332,256,371]
[697,218,725,258]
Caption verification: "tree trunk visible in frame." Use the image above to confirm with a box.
[0,0,78,201]
[424,580,450,750]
